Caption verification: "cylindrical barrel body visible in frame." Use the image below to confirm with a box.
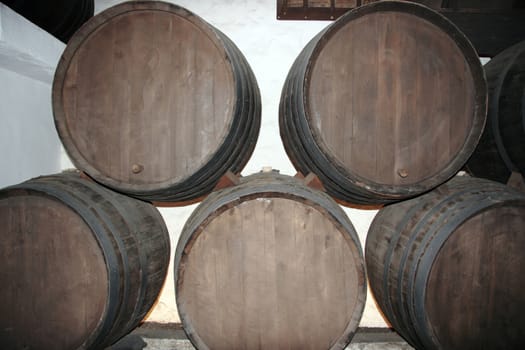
[466,40,525,183]
[280,1,487,205]
[53,1,261,202]
[0,172,170,350]
[175,171,366,350]
[366,176,525,350]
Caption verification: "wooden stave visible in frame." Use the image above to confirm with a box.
[279,1,487,205]
[137,28,262,202]
[174,171,367,350]
[279,30,378,205]
[396,180,509,349]
[367,178,501,349]
[278,5,399,205]
[0,173,170,349]
[52,1,261,202]
[365,176,525,350]
[466,40,525,183]
[300,2,486,202]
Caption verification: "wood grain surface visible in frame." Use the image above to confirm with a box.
[0,173,171,350]
[280,1,487,204]
[175,172,366,350]
[53,1,261,201]
[308,11,473,186]
[365,176,525,350]
[426,205,525,350]
[61,9,233,185]
[0,194,107,350]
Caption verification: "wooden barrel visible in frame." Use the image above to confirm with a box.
[52,1,261,202]
[466,40,525,183]
[0,172,170,350]
[365,176,525,350]
[280,1,487,205]
[174,171,366,350]
[2,0,94,43]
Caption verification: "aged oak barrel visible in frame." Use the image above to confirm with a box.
[0,172,170,350]
[280,1,487,205]
[366,176,525,350]
[174,171,366,350]
[53,1,261,202]
[466,40,525,183]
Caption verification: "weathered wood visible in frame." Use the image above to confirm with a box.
[0,172,170,350]
[212,170,241,190]
[466,40,525,183]
[175,172,366,350]
[152,171,241,207]
[302,173,325,190]
[366,176,525,350]
[280,1,486,205]
[53,1,261,202]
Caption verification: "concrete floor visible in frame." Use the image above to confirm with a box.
[108,323,414,350]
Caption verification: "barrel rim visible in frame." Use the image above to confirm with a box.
[0,180,113,349]
[174,173,366,350]
[302,0,487,196]
[52,1,240,194]
[0,172,171,349]
[417,199,525,349]
[365,176,525,350]
[464,40,525,182]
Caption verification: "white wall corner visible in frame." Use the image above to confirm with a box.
[0,3,65,84]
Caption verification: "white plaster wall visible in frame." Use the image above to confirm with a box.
[0,4,66,188]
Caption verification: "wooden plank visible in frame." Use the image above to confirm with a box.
[53,2,263,202]
[427,205,525,349]
[307,9,476,187]
[178,196,364,349]
[366,176,525,349]
[0,195,108,350]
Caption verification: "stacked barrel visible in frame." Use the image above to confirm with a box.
[1,1,263,349]
[175,171,367,350]
[465,40,525,185]
[0,173,170,349]
[366,176,525,349]
[278,1,525,350]
[2,0,525,349]
[279,1,487,205]
[52,1,261,202]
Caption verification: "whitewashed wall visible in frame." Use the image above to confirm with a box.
[0,4,66,188]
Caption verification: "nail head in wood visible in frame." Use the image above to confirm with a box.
[132,164,144,174]
[398,169,409,178]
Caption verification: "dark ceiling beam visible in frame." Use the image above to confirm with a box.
[440,10,525,57]
[277,2,525,57]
